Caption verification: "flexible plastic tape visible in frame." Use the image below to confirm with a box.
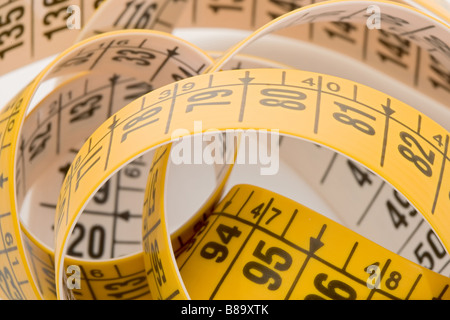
[0,0,448,300]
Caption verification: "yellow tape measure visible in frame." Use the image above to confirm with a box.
[0,0,449,301]
[178,184,450,300]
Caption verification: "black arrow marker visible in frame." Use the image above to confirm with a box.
[118,210,130,221]
[238,71,255,122]
[151,47,180,82]
[19,138,25,154]
[285,224,327,299]
[109,74,120,84]
[221,187,241,213]
[104,115,120,171]
[0,173,7,189]
[309,224,326,254]
[380,98,396,167]
[432,284,449,300]
[19,138,26,195]
[118,210,141,221]
[107,74,120,118]
[431,134,449,214]
[221,200,233,213]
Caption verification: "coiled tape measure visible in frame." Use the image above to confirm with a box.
[0,0,449,300]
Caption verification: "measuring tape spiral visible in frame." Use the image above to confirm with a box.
[0,0,449,300]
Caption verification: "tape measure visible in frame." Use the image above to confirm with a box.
[0,0,449,300]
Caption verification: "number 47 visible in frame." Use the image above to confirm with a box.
[251,203,282,225]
